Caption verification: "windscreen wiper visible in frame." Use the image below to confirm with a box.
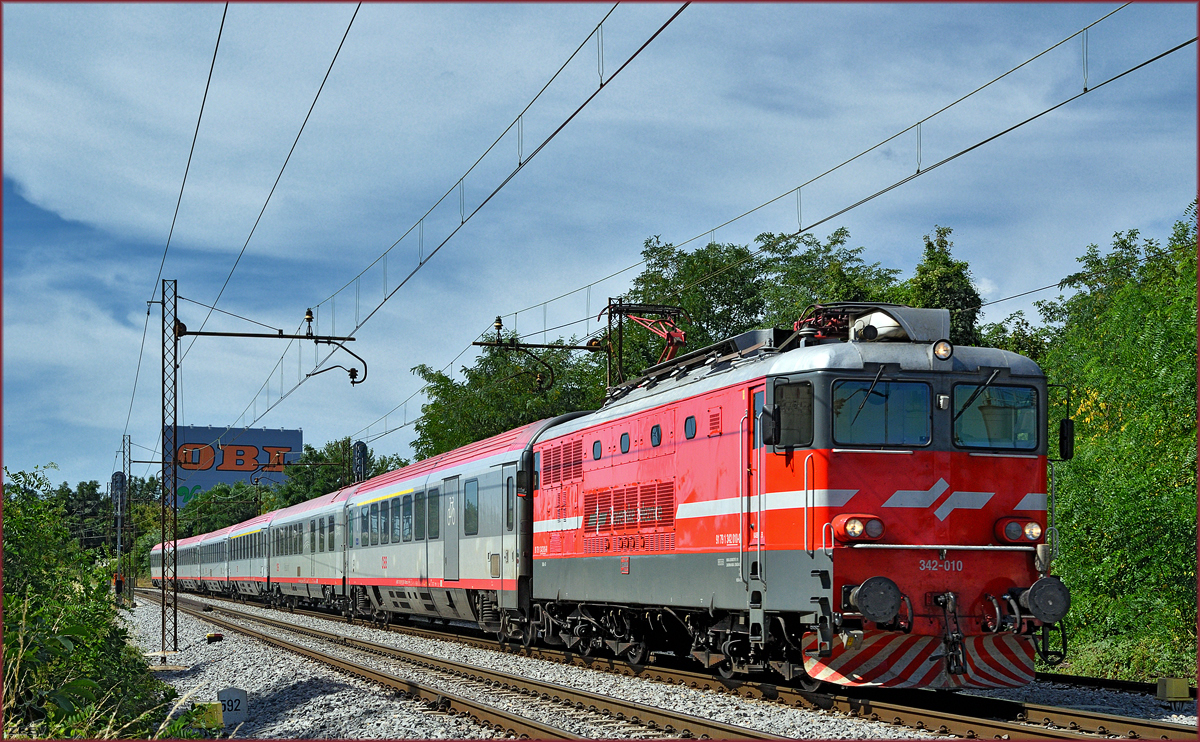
[851,366,886,425]
[953,368,1001,423]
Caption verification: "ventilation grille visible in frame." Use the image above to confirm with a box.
[708,407,722,436]
[584,533,675,554]
[544,439,584,486]
[583,481,675,533]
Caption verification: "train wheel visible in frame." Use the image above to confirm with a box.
[716,660,737,680]
[624,641,648,665]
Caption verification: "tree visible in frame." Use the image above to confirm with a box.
[411,338,606,459]
[894,225,981,345]
[267,437,409,509]
[1032,213,1197,680]
[757,227,900,326]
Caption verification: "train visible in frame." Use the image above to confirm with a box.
[153,302,1072,690]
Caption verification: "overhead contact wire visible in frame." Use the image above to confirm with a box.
[182,2,362,362]
[121,3,228,439]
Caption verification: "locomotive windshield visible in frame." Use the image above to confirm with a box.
[832,380,931,446]
[952,384,1038,450]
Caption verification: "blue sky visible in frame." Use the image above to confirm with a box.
[3,3,1195,489]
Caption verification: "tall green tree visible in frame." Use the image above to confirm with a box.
[757,227,900,326]
[894,225,982,345]
[1031,217,1197,680]
[411,339,605,459]
[267,437,408,509]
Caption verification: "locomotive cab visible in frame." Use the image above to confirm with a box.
[749,303,1070,687]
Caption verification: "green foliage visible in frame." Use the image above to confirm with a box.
[757,227,900,326]
[892,225,982,345]
[412,339,606,459]
[177,480,259,537]
[3,465,185,738]
[1031,213,1197,681]
[267,437,408,509]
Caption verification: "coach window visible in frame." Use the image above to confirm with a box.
[319,519,326,552]
[360,507,369,548]
[402,495,413,542]
[684,415,697,439]
[506,476,515,531]
[651,424,662,447]
[296,523,303,554]
[592,440,602,460]
[380,499,391,545]
[328,516,336,552]
[414,491,426,541]
[774,380,815,448]
[310,520,316,553]
[427,489,440,539]
[370,503,380,546]
[620,432,630,454]
[391,497,403,543]
[464,480,479,536]
[832,379,931,447]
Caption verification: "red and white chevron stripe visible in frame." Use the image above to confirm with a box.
[802,630,1035,689]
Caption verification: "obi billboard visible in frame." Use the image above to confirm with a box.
[167,426,302,505]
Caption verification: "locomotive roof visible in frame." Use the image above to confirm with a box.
[544,337,1044,442]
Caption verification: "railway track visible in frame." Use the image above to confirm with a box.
[144,591,780,739]
[140,589,1196,740]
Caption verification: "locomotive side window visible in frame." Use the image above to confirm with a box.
[402,495,413,542]
[464,479,479,536]
[414,491,426,541]
[427,489,440,539]
[753,391,765,449]
[651,425,662,447]
[775,381,815,447]
[684,416,697,439]
[832,380,931,446]
[952,385,1038,450]
[380,500,390,545]
[593,440,602,460]
[620,433,630,454]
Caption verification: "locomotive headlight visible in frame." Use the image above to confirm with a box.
[1004,521,1023,541]
[933,339,953,360]
[834,514,885,542]
[1023,521,1043,540]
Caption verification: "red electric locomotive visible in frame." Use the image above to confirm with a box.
[517,302,1070,689]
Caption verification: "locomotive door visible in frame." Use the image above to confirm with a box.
[746,385,766,570]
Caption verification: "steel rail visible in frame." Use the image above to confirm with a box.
[1036,671,1198,701]
[143,592,582,739]
[138,590,1196,740]
[155,592,781,740]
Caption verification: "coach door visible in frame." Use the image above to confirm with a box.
[443,477,460,581]
[499,463,518,609]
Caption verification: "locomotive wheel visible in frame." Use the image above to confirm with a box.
[795,671,822,692]
[715,660,737,680]
[624,641,648,665]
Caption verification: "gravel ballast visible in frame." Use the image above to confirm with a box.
[125,593,1195,737]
